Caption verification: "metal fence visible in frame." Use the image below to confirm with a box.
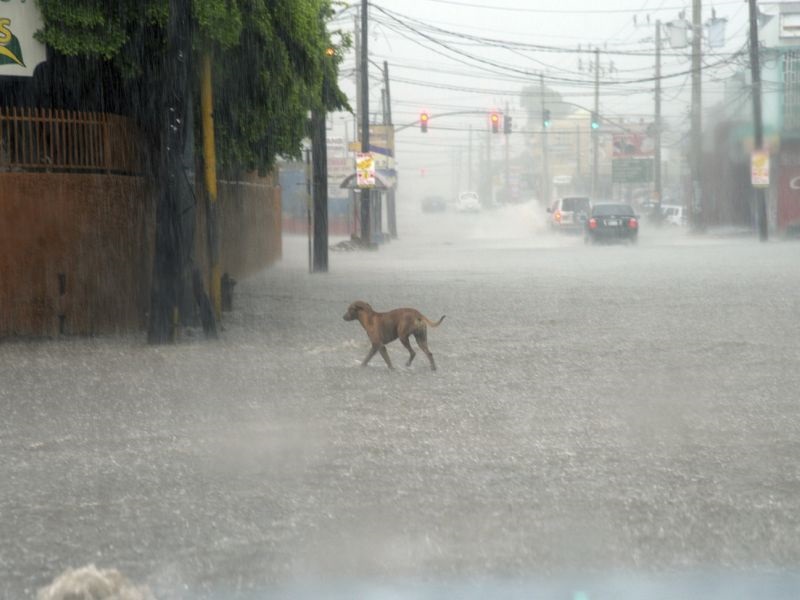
[0,107,144,175]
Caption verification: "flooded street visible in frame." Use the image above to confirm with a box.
[3,204,800,599]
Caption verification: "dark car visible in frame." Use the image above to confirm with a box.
[421,195,447,213]
[585,202,639,244]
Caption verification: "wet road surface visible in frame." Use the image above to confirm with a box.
[3,203,800,598]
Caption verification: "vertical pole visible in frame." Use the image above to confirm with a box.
[360,0,371,244]
[468,124,473,191]
[749,0,768,241]
[691,0,703,230]
[383,60,397,238]
[655,20,663,218]
[201,51,220,318]
[305,147,312,273]
[592,48,600,199]
[540,73,550,206]
[575,121,581,188]
[504,101,510,203]
[312,110,329,272]
[149,0,191,344]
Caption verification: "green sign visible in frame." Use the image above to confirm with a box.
[612,158,654,183]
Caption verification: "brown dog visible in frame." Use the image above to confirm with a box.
[343,301,445,370]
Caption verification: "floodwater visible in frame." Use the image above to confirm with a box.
[3,200,800,599]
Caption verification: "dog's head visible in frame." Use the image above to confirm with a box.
[343,301,371,321]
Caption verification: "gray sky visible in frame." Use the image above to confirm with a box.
[329,0,752,196]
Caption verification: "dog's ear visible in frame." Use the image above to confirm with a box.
[352,301,370,312]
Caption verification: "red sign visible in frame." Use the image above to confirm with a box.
[612,132,655,158]
[778,164,800,232]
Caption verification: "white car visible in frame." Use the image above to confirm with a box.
[455,191,481,212]
[661,204,687,226]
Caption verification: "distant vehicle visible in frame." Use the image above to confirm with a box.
[661,204,687,227]
[421,195,447,213]
[455,191,481,212]
[547,196,591,232]
[585,202,639,244]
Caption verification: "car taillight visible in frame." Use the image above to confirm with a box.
[554,210,562,222]
[628,218,638,229]
[589,218,597,229]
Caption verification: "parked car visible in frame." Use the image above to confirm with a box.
[661,204,687,227]
[547,196,591,232]
[585,202,639,244]
[455,191,481,212]
[421,195,447,213]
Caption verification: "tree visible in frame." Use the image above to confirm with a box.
[35,0,349,174]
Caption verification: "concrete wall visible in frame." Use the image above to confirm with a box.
[218,172,282,280]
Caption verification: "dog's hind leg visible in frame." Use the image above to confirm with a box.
[400,336,416,367]
[378,346,395,370]
[362,344,380,367]
[413,331,437,371]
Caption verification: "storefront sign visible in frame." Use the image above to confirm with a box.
[0,0,47,77]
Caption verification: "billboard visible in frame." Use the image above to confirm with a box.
[0,0,46,78]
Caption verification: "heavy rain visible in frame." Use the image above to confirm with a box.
[2,1,800,599]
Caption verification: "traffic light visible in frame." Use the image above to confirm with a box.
[591,111,600,130]
[504,115,512,134]
[420,112,429,133]
[490,112,500,133]
[543,109,551,129]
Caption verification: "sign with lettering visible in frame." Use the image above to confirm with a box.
[0,0,47,78]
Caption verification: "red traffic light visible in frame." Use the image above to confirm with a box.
[490,112,499,133]
[420,112,429,133]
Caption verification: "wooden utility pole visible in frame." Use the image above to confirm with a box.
[748,0,768,241]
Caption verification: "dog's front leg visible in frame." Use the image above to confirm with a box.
[362,344,380,367]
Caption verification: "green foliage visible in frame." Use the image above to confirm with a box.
[35,0,350,172]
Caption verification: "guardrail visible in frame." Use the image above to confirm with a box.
[0,107,144,175]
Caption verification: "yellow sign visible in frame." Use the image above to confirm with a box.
[356,152,375,188]
[751,150,770,188]
[0,1,47,77]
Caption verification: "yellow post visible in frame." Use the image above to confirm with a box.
[201,50,221,318]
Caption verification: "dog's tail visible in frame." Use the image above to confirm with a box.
[422,315,445,327]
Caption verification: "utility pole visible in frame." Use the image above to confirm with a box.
[654,19,663,217]
[504,101,510,203]
[748,0,768,241]
[359,0,372,245]
[468,124,473,191]
[592,48,600,199]
[311,109,328,272]
[149,0,192,343]
[540,73,550,206]
[383,60,397,239]
[690,0,703,231]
